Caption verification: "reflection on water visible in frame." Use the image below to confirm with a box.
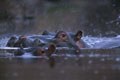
[48,56,56,68]
[0,52,120,80]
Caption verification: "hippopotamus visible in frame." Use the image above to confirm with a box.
[32,43,56,56]
[52,31,76,48]
[6,31,89,56]
[32,38,46,47]
[14,43,56,56]
[6,35,56,56]
[13,35,33,48]
[6,35,39,48]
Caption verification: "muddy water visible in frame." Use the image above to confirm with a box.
[0,53,120,80]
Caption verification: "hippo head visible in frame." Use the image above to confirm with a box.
[55,31,68,42]
[32,47,45,56]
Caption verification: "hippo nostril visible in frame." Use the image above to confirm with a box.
[41,50,45,54]
[62,34,66,37]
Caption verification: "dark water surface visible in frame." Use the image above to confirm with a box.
[0,52,120,80]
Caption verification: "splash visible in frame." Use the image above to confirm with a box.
[0,37,9,47]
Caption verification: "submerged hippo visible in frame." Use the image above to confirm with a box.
[51,30,81,54]
[32,43,56,56]
[53,31,77,48]
[6,35,56,56]
[14,43,56,56]
[6,31,89,56]
[13,35,33,48]
[6,35,34,48]
[52,30,89,49]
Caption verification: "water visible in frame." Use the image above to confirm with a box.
[0,35,120,80]
[0,55,120,80]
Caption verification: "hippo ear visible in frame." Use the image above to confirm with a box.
[76,30,83,37]
[42,30,49,35]
[79,30,83,36]
[47,43,56,57]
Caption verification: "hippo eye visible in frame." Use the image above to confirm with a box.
[60,33,66,37]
